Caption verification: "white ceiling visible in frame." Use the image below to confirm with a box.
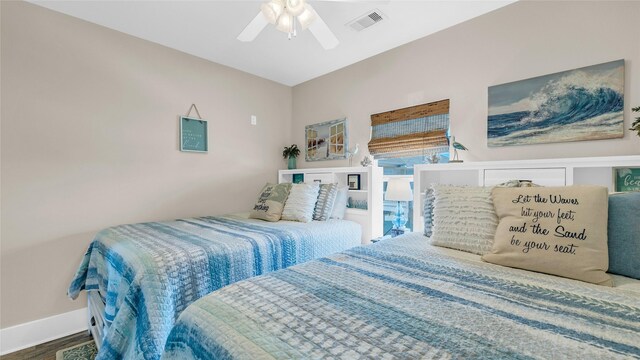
[29,0,516,86]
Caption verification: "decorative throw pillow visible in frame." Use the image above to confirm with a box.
[607,192,640,279]
[423,188,435,237]
[429,184,498,255]
[249,183,292,222]
[313,183,338,221]
[281,183,320,223]
[330,185,349,220]
[424,180,532,240]
[482,185,612,286]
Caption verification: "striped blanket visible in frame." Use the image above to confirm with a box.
[68,214,360,360]
[164,232,640,359]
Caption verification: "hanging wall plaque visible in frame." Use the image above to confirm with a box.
[180,104,208,153]
[180,116,208,152]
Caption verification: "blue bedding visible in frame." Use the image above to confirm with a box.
[68,214,361,360]
[164,232,640,359]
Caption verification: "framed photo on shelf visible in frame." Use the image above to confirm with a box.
[292,173,304,184]
[615,168,640,192]
[347,174,361,190]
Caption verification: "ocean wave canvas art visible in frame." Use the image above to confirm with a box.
[488,60,624,147]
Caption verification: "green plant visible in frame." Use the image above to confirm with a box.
[282,144,300,159]
[631,106,640,137]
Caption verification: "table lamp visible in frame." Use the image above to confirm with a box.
[385,178,413,236]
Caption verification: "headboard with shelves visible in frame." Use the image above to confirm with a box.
[412,155,640,234]
[278,166,383,244]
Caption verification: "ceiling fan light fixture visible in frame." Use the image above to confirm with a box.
[297,4,316,30]
[240,0,338,49]
[275,12,293,33]
[285,0,306,17]
[261,0,284,24]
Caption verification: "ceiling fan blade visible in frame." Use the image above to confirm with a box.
[237,12,268,42]
[308,9,339,50]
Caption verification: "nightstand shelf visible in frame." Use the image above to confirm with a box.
[345,208,367,214]
[278,166,383,244]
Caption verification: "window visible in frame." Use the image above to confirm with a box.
[368,100,451,175]
[369,100,450,235]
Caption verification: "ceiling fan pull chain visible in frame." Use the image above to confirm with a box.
[293,17,297,37]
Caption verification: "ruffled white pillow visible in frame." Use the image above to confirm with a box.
[281,183,320,223]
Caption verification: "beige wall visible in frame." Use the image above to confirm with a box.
[2,0,640,332]
[293,1,640,169]
[0,1,291,328]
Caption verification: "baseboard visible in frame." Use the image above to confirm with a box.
[0,308,88,355]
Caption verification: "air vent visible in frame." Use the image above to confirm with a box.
[347,9,385,31]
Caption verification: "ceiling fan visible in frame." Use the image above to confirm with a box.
[237,0,339,50]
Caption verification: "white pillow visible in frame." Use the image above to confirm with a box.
[330,185,349,220]
[429,184,498,255]
[281,183,320,223]
[313,183,338,221]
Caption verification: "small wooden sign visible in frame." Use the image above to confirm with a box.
[180,116,208,152]
[615,168,640,192]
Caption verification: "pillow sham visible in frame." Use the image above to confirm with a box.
[313,183,338,221]
[423,188,435,237]
[482,185,612,286]
[429,184,498,255]
[330,185,349,220]
[281,183,320,223]
[424,180,534,240]
[249,183,292,222]
[607,192,640,280]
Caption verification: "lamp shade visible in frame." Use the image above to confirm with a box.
[285,0,305,16]
[261,0,284,24]
[276,12,293,33]
[297,4,316,29]
[385,178,413,201]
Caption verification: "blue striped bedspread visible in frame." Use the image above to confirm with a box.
[68,214,361,360]
[164,232,640,359]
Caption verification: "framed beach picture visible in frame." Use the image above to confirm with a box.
[487,59,624,147]
[305,118,348,161]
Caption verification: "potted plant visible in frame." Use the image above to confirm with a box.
[282,144,300,169]
[631,106,640,137]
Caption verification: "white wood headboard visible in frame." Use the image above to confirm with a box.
[278,166,384,244]
[412,155,640,234]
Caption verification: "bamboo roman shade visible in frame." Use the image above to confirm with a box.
[368,99,450,159]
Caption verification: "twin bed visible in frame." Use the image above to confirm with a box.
[69,166,640,360]
[164,233,640,359]
[68,213,361,359]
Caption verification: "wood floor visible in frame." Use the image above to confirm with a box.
[1,332,93,360]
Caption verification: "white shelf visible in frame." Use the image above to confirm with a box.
[279,166,383,244]
[279,166,370,175]
[345,208,368,214]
